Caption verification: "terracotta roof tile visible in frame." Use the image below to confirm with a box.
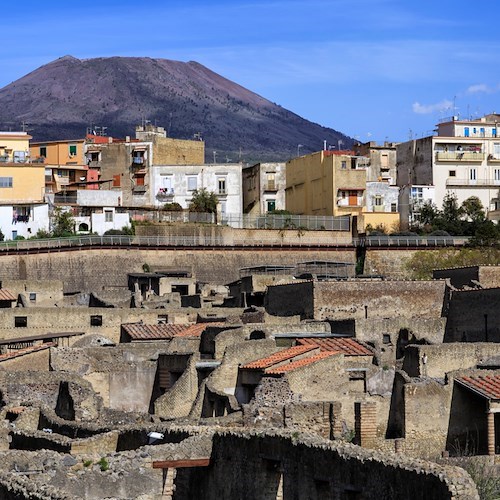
[0,289,16,301]
[265,351,338,374]
[297,338,373,356]
[0,342,55,362]
[456,375,500,400]
[241,345,317,370]
[122,322,223,340]
[174,323,223,338]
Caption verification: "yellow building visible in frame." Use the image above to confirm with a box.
[285,151,367,218]
[30,139,87,193]
[0,164,46,203]
[30,139,85,165]
[0,132,32,163]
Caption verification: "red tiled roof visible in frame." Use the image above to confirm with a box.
[456,375,500,400]
[241,345,318,370]
[297,338,373,356]
[265,351,338,374]
[122,322,222,340]
[175,323,223,338]
[0,342,55,362]
[0,289,16,301]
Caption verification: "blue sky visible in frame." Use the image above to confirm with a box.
[2,0,500,144]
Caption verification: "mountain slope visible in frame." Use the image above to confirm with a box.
[0,55,352,162]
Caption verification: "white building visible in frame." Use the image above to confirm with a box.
[397,114,500,225]
[151,164,243,222]
[0,203,50,240]
[54,190,130,235]
[242,162,286,214]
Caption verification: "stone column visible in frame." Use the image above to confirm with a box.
[487,411,495,456]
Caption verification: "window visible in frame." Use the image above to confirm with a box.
[449,170,456,177]
[374,195,383,206]
[187,176,197,191]
[0,177,13,188]
[470,168,477,181]
[381,154,389,167]
[464,127,470,137]
[87,151,100,162]
[341,161,347,169]
[29,293,36,302]
[113,174,121,187]
[493,128,497,138]
[218,178,227,194]
[480,127,485,137]
[411,187,423,200]
[13,151,25,163]
[39,146,47,158]
[391,203,397,212]
[494,169,500,181]
[90,315,103,326]
[266,173,275,190]
[267,199,276,212]
[104,210,113,222]
[15,316,27,328]
[69,144,77,156]
[383,334,391,344]
[157,314,168,324]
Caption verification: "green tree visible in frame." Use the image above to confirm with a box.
[52,208,75,237]
[461,196,486,223]
[189,188,218,213]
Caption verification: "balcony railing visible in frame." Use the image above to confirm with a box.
[156,188,175,201]
[446,178,500,187]
[436,152,484,161]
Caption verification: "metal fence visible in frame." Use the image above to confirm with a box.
[221,213,351,231]
[127,210,351,231]
[0,234,471,253]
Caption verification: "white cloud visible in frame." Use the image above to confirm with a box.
[412,99,453,115]
[467,83,491,94]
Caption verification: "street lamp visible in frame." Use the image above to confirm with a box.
[297,144,303,157]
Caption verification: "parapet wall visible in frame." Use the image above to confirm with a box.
[180,431,478,499]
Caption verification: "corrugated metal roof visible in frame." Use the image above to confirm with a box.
[456,375,500,400]
[297,338,373,356]
[241,345,317,370]
[265,351,338,374]
[0,289,16,301]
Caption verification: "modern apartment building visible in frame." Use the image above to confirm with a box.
[397,114,500,225]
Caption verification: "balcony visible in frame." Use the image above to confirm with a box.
[436,152,484,162]
[446,178,500,187]
[488,154,500,163]
[156,188,175,201]
[217,189,227,196]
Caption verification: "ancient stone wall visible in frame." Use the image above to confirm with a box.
[313,280,447,320]
[403,343,500,379]
[0,248,356,293]
[445,288,500,342]
[264,280,314,319]
[180,431,478,499]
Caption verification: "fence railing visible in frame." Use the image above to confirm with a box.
[0,234,470,253]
